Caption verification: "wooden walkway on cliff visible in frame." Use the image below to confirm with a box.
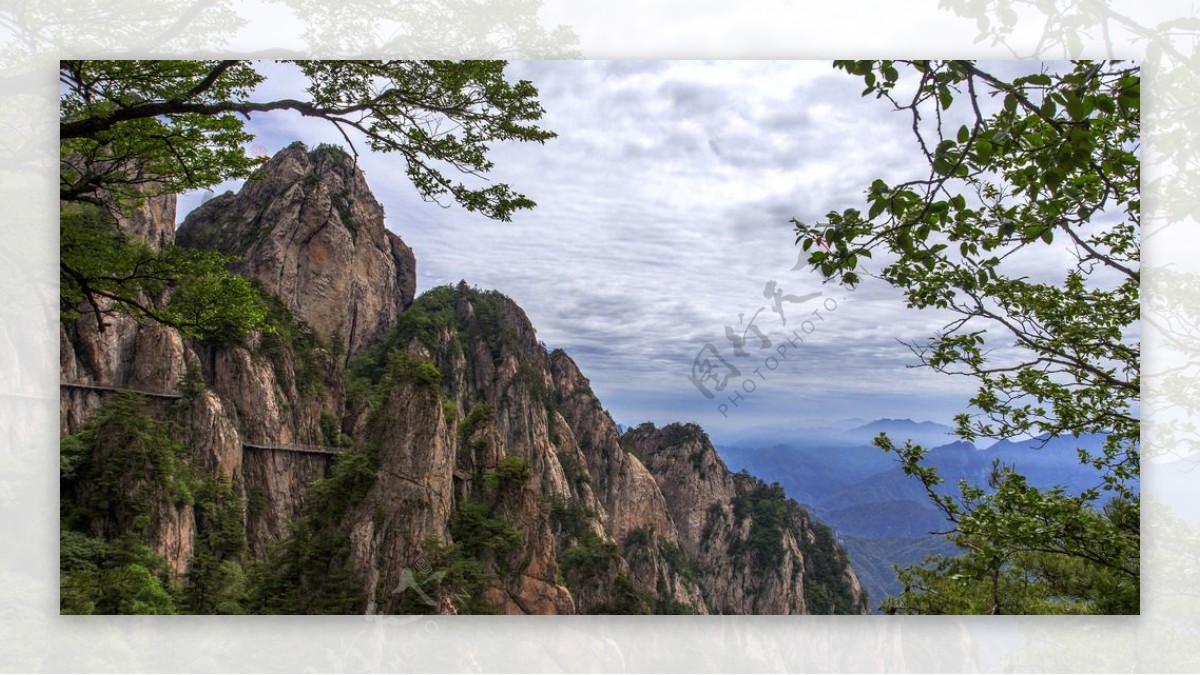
[242,441,342,457]
[61,380,343,457]
[60,380,183,400]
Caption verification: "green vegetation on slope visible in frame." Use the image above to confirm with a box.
[730,479,865,614]
[60,393,252,614]
[352,282,527,384]
[247,447,377,614]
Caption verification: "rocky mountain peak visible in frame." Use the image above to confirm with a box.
[176,142,416,362]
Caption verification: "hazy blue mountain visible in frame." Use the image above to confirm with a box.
[718,417,956,451]
[715,420,1130,612]
[717,441,899,508]
[824,499,950,538]
[981,433,1123,493]
[846,418,958,448]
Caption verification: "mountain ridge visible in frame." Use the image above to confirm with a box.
[59,143,867,615]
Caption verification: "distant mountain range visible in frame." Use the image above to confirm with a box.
[847,418,962,448]
[716,419,1130,611]
[717,417,959,450]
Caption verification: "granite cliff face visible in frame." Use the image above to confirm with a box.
[60,143,867,615]
[176,143,416,362]
[625,423,868,614]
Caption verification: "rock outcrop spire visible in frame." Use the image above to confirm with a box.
[177,143,416,361]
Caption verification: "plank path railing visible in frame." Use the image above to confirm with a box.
[60,380,182,400]
[61,381,342,457]
[242,441,341,457]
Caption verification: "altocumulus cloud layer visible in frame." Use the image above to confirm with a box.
[179,60,990,440]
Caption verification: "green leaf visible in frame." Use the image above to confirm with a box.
[1062,92,1090,120]
[975,139,994,163]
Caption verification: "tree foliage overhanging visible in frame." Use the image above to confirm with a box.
[59,59,553,341]
[793,60,1140,614]
[60,59,554,219]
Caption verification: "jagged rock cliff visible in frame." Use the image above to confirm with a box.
[60,143,867,615]
[60,148,353,580]
[625,422,868,614]
[337,284,704,614]
[176,143,416,361]
[247,279,865,614]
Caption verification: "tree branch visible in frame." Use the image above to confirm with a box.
[180,59,241,101]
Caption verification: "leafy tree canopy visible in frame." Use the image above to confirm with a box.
[60,59,554,220]
[793,60,1140,614]
[60,201,271,342]
[59,59,553,341]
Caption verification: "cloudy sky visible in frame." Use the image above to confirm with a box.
[178,60,1028,442]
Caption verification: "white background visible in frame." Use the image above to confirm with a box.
[1,1,1197,671]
